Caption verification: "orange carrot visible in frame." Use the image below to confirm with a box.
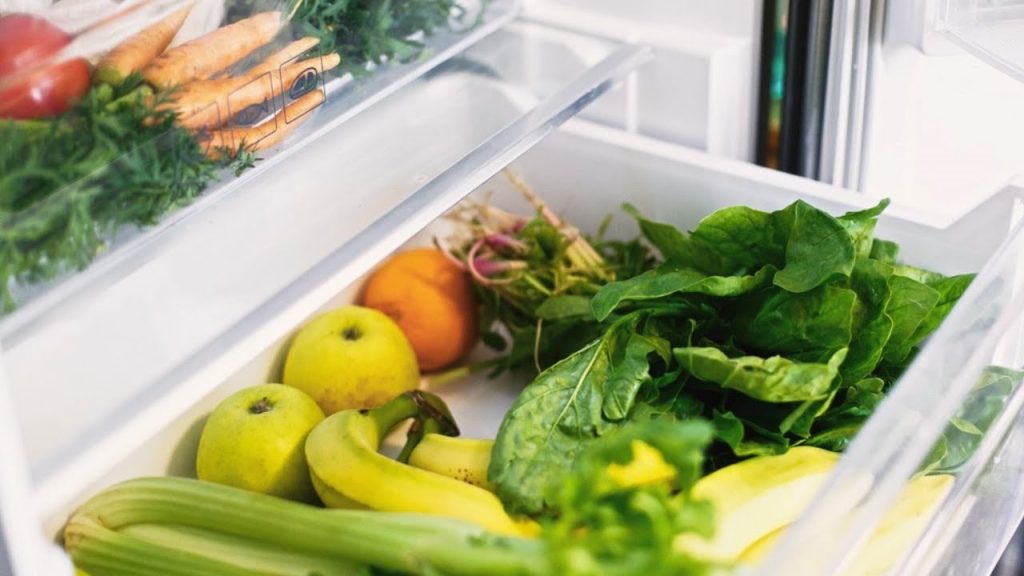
[96,5,193,86]
[199,88,325,159]
[167,37,327,129]
[143,11,282,89]
[178,53,338,130]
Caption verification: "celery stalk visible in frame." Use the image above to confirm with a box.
[65,477,548,575]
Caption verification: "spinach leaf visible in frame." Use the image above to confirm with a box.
[732,285,859,357]
[602,334,668,421]
[908,274,974,344]
[804,377,886,451]
[673,347,847,402]
[838,200,890,259]
[591,263,774,322]
[712,410,790,458]
[869,239,900,263]
[623,204,730,275]
[772,200,857,293]
[690,206,781,271]
[881,276,940,365]
[489,314,660,515]
[841,259,895,383]
[924,367,1024,473]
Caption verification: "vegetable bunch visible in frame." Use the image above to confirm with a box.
[66,418,718,576]
[487,198,977,515]
[0,0,470,314]
[442,172,654,373]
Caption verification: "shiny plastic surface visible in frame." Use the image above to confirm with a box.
[939,0,1024,83]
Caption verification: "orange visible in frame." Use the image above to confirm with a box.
[361,247,478,372]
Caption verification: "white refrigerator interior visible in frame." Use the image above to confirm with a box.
[4,1,1024,575]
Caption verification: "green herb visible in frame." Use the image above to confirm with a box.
[489,198,975,515]
[0,76,243,312]
[287,0,468,77]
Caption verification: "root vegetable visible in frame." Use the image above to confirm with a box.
[142,11,282,89]
[95,5,193,86]
[200,87,324,159]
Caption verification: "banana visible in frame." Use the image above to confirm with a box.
[408,434,495,491]
[408,435,678,494]
[675,446,840,562]
[737,473,954,576]
[304,391,531,536]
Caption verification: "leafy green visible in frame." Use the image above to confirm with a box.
[869,239,899,263]
[922,367,1024,473]
[545,419,717,576]
[732,285,858,357]
[880,276,940,365]
[591,263,774,322]
[489,316,647,515]
[0,77,243,311]
[674,347,847,403]
[771,200,856,293]
[489,197,975,515]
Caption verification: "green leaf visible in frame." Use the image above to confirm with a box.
[545,419,717,576]
[838,199,890,259]
[869,239,900,263]
[732,285,858,357]
[841,259,895,383]
[772,201,857,293]
[622,204,730,275]
[536,295,594,320]
[908,274,974,344]
[924,367,1024,473]
[489,315,649,515]
[602,334,665,421]
[712,411,790,457]
[690,206,782,271]
[880,276,940,365]
[673,347,847,403]
[591,263,775,322]
[804,377,886,451]
[892,264,945,286]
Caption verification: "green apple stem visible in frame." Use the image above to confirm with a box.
[65,477,549,575]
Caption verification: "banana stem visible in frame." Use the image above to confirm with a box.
[66,477,549,575]
[370,391,459,464]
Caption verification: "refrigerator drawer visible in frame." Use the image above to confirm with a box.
[29,119,1024,575]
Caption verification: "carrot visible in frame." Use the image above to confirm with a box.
[142,11,283,89]
[95,5,193,86]
[178,53,338,130]
[167,37,327,129]
[199,88,325,159]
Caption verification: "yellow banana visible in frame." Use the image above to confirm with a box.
[408,435,678,494]
[408,434,495,491]
[304,391,531,536]
[675,446,840,562]
[738,473,953,576]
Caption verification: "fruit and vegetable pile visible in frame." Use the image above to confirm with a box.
[63,180,1022,575]
[0,0,464,312]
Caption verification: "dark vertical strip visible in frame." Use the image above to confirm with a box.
[779,0,810,175]
[800,0,834,179]
[755,0,778,166]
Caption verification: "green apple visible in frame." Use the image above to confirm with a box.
[282,305,420,415]
[195,383,324,502]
